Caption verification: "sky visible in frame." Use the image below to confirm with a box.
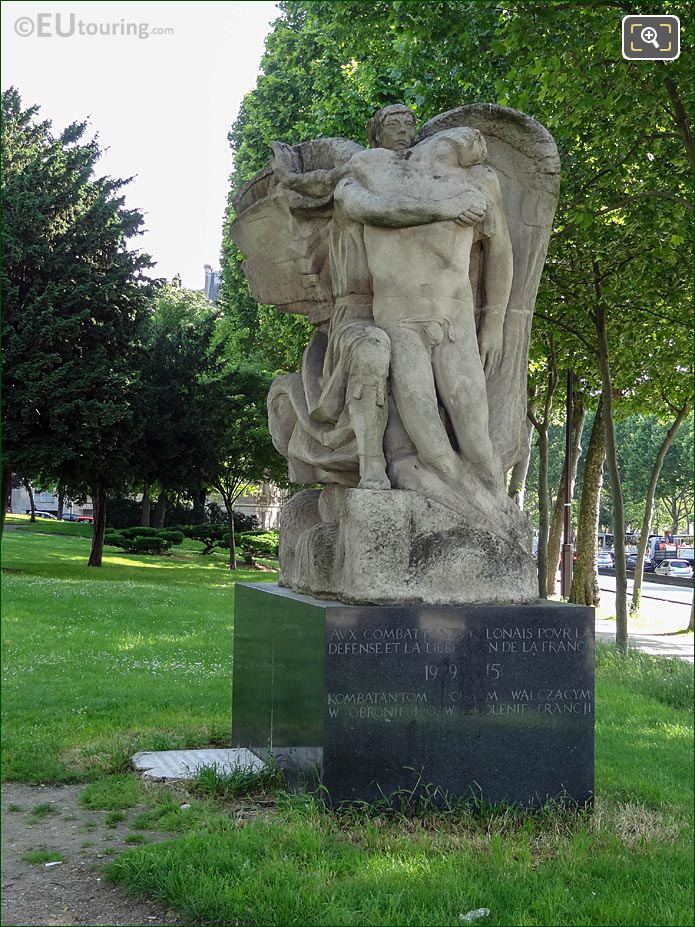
[1,0,280,289]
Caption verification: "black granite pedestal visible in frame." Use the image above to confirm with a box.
[232,583,595,807]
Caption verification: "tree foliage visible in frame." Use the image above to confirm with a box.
[220,2,692,636]
[2,87,156,556]
[200,365,286,569]
[136,283,222,501]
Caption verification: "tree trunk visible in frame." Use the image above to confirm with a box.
[664,76,694,167]
[508,417,534,509]
[671,499,679,537]
[151,491,168,528]
[536,427,550,598]
[88,481,107,567]
[547,397,586,596]
[570,400,605,607]
[631,402,690,615]
[192,487,206,523]
[24,479,36,521]
[688,598,694,633]
[528,348,559,599]
[594,297,628,652]
[1,464,12,536]
[226,506,237,571]
[141,481,151,527]
[57,485,65,520]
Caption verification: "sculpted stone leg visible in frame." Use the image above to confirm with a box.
[384,324,465,484]
[432,318,505,495]
[346,326,391,490]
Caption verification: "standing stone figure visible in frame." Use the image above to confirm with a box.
[231,104,560,605]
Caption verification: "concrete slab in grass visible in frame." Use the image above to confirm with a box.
[132,748,266,781]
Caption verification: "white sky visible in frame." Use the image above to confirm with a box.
[1,0,279,289]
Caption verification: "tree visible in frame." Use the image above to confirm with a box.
[527,342,560,598]
[202,365,286,569]
[491,0,692,649]
[570,402,606,607]
[546,386,587,597]
[617,409,693,614]
[220,2,693,642]
[135,283,221,526]
[655,417,694,534]
[1,88,155,560]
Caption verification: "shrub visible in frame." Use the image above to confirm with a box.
[104,529,172,554]
[204,502,259,532]
[160,530,184,546]
[104,530,126,548]
[185,524,228,555]
[131,537,170,554]
[237,531,279,559]
[169,525,192,537]
[119,526,162,539]
[234,511,260,532]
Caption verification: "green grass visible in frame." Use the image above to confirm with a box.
[190,761,284,800]
[3,524,694,926]
[79,774,144,810]
[104,649,694,926]
[30,802,56,820]
[106,795,692,926]
[2,523,276,782]
[22,849,65,865]
[105,810,128,827]
[125,833,147,844]
[5,513,94,538]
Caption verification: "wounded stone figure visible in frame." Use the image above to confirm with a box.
[230,102,560,605]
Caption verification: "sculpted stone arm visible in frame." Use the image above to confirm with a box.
[335,176,474,229]
[477,171,513,375]
[275,163,350,198]
[270,141,350,199]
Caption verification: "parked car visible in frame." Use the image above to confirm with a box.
[61,513,81,522]
[76,516,94,523]
[626,553,655,573]
[655,559,693,579]
[597,551,614,569]
[32,511,58,520]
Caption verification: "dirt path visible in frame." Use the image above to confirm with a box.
[1,783,189,927]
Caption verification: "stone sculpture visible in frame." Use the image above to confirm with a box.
[231,104,560,605]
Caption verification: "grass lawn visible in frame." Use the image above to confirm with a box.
[2,519,276,782]
[2,523,693,926]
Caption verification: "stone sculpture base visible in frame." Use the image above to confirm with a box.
[279,487,538,606]
[232,583,595,808]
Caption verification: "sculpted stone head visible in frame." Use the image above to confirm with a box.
[454,127,488,166]
[366,104,417,150]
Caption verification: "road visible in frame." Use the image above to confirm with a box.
[592,573,693,661]
[596,572,692,619]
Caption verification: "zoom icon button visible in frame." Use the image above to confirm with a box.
[622,15,680,60]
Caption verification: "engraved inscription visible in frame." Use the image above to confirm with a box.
[325,690,461,721]
[325,618,594,726]
[328,626,457,656]
[485,626,587,655]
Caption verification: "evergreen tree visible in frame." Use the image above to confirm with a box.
[1,87,155,561]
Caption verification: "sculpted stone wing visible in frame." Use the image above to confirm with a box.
[420,105,561,473]
[230,137,363,324]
